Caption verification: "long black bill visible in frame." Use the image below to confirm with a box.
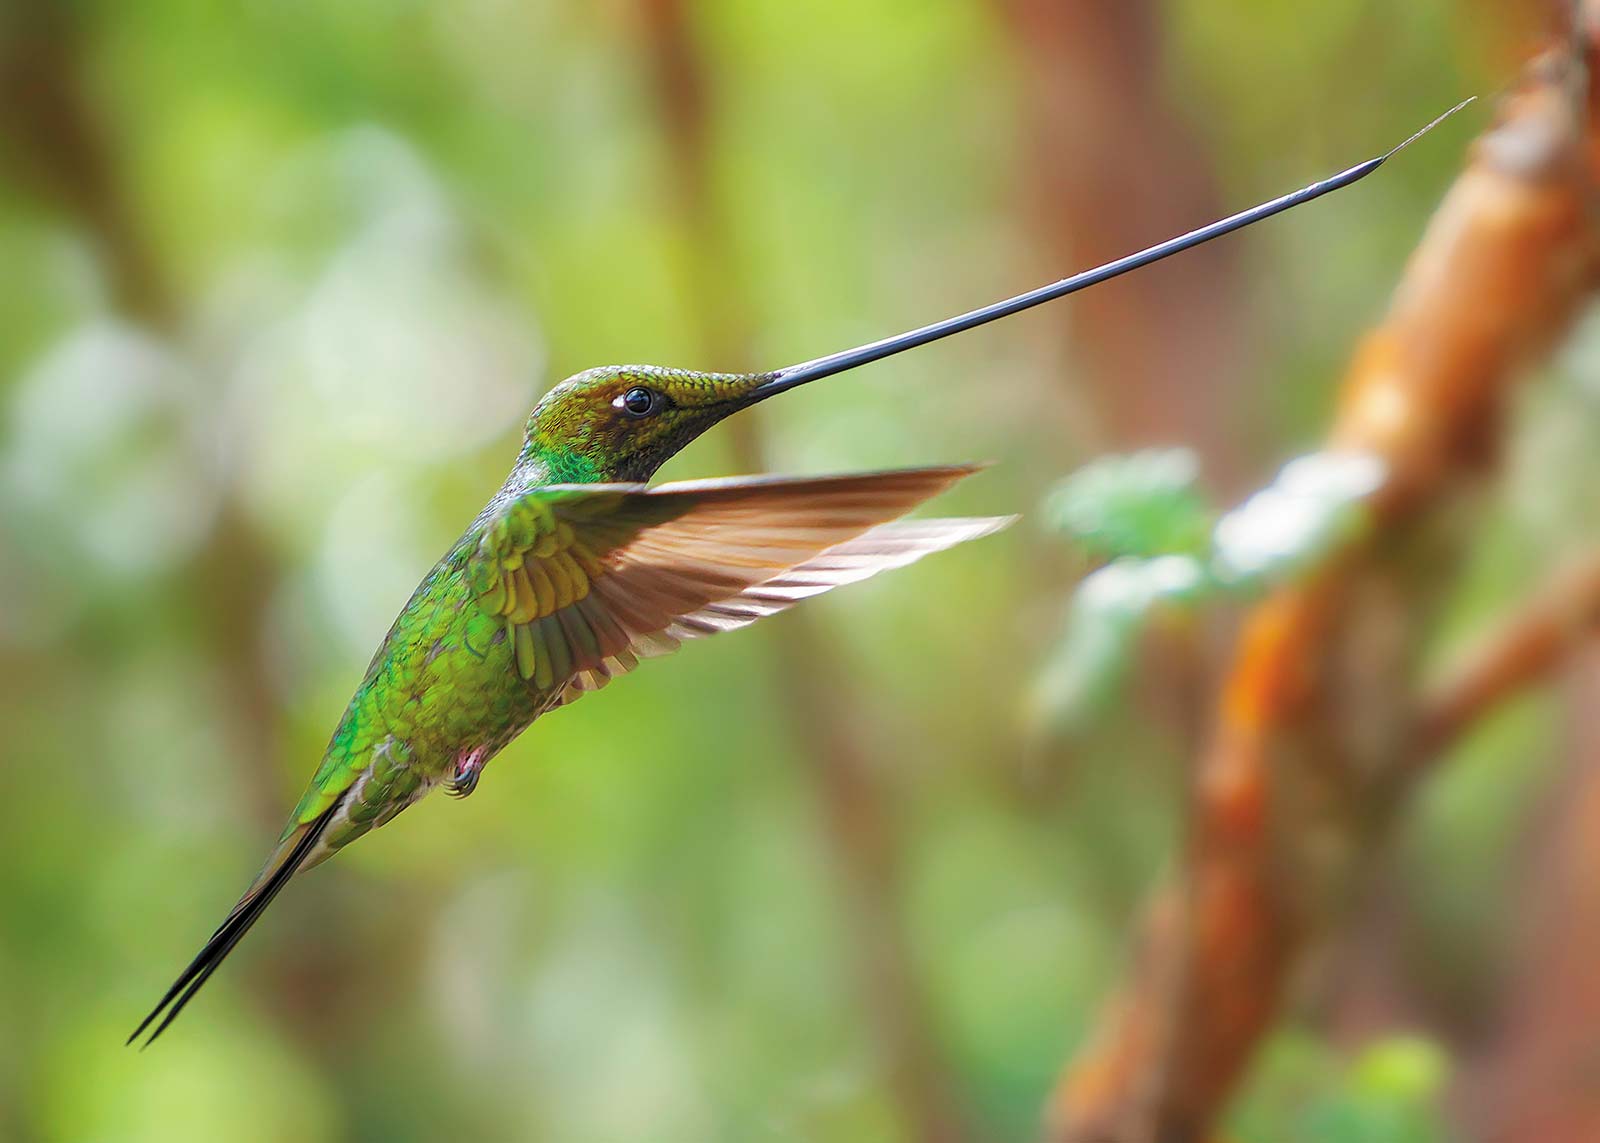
[749,98,1474,400]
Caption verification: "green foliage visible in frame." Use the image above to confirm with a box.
[1034,449,1386,732]
[1031,555,1208,734]
[1043,448,1213,560]
[1299,1038,1451,1143]
[1231,1031,1452,1143]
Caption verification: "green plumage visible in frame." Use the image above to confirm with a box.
[131,364,1010,1044]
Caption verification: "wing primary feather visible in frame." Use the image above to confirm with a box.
[514,623,538,680]
[575,596,631,657]
[536,614,573,681]
[556,604,603,669]
[529,622,555,689]
[658,517,1014,643]
[128,799,342,1048]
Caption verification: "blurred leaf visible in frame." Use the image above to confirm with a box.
[1043,448,1213,560]
[1036,449,1388,736]
[1231,1030,1450,1143]
[1351,1036,1450,1104]
[1212,451,1386,586]
[1297,1037,1451,1143]
[1030,555,1208,732]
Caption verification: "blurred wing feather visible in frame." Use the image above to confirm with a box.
[552,513,1012,705]
[467,465,1007,699]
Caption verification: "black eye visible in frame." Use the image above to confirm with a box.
[621,387,658,417]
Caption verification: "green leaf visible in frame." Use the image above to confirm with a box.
[1035,449,1388,736]
[1043,449,1214,560]
[1351,1036,1450,1104]
[1030,555,1209,732]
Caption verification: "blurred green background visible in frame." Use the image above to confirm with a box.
[0,2,1579,1140]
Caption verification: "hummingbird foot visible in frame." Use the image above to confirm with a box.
[447,747,488,799]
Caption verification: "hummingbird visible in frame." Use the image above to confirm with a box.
[131,102,1472,1044]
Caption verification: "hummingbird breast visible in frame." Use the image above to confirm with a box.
[309,549,558,857]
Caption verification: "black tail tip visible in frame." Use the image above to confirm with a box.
[125,801,341,1049]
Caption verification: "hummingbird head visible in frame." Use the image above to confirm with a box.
[504,109,1472,483]
[519,365,786,483]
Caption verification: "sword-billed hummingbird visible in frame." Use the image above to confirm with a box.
[131,102,1471,1043]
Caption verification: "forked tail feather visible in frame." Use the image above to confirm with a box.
[128,799,342,1047]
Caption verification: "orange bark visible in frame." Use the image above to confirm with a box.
[1048,24,1600,1143]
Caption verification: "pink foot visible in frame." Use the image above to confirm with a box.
[448,746,489,798]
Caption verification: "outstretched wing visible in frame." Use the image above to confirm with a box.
[549,514,1010,705]
[467,464,1009,698]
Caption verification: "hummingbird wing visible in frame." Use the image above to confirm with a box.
[551,514,1009,706]
[468,464,1011,698]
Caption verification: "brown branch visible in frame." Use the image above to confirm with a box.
[1047,21,1600,1143]
[1416,554,1600,757]
[1314,547,1600,1076]
[1461,17,1600,1139]
[634,4,979,1141]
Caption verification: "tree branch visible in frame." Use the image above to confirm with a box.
[1047,19,1600,1141]
[1417,554,1600,757]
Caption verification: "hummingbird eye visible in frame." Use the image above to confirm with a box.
[620,386,660,418]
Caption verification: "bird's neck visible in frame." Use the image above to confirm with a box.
[511,441,610,487]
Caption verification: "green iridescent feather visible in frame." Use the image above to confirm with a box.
[131,364,1009,1045]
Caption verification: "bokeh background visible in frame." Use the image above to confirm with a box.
[0,2,1585,1141]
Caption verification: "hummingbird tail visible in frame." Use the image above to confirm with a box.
[127,799,342,1047]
